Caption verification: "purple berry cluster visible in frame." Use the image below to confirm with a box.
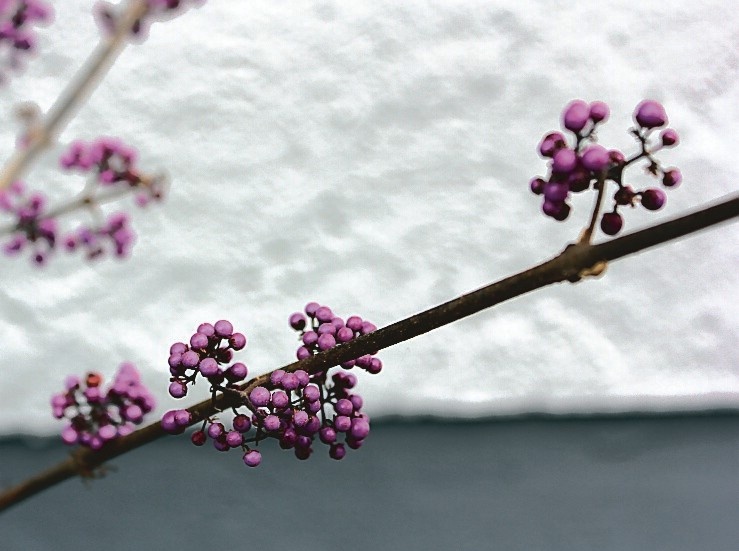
[0,180,56,264]
[1,138,164,265]
[292,301,382,374]
[530,99,682,235]
[0,0,53,83]
[165,319,248,400]
[51,362,156,450]
[94,0,205,43]
[60,137,165,207]
[162,305,381,468]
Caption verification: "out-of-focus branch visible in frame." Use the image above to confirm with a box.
[1,192,736,513]
[0,0,149,191]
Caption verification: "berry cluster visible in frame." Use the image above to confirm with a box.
[64,211,135,259]
[60,137,165,207]
[0,0,53,83]
[51,362,156,450]
[162,305,381,468]
[165,320,248,399]
[1,138,164,265]
[0,180,56,264]
[530,99,682,235]
[292,302,382,374]
[94,0,205,43]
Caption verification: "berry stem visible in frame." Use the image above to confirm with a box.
[578,173,607,245]
[0,0,150,191]
[1,193,737,513]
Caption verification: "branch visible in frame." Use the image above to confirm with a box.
[0,0,149,191]
[1,192,737,512]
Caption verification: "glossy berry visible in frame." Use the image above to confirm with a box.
[634,100,668,129]
[641,189,666,211]
[600,212,623,236]
[662,168,682,188]
[562,100,590,133]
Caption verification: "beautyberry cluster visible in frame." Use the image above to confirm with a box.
[1,137,164,265]
[51,362,156,449]
[162,305,381,469]
[60,137,165,207]
[165,319,248,400]
[0,0,53,83]
[94,0,206,43]
[292,301,382,374]
[530,99,682,235]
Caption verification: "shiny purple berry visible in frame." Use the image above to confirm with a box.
[641,188,666,210]
[600,212,623,235]
[552,148,577,173]
[662,168,682,188]
[214,320,233,338]
[250,386,270,407]
[289,312,307,330]
[243,449,262,467]
[660,128,679,147]
[588,101,609,123]
[634,100,668,129]
[562,100,590,132]
[580,144,610,172]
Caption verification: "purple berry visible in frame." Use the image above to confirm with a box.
[293,410,309,427]
[552,148,577,173]
[190,332,208,348]
[641,188,666,210]
[281,373,299,391]
[170,342,187,355]
[315,306,333,323]
[294,370,310,387]
[270,370,285,385]
[226,431,243,447]
[588,101,610,123]
[263,414,280,432]
[303,384,320,402]
[329,443,346,460]
[161,410,179,433]
[168,380,187,398]
[289,312,307,330]
[660,128,679,147]
[302,331,319,346]
[350,418,370,440]
[634,100,668,129]
[243,450,262,467]
[543,181,569,203]
[319,426,337,444]
[214,320,233,338]
[345,316,363,332]
[227,362,248,381]
[317,333,336,351]
[335,398,354,416]
[198,357,219,378]
[181,350,199,368]
[207,422,225,439]
[600,212,623,235]
[538,131,567,158]
[197,323,215,337]
[334,415,351,432]
[580,144,610,172]
[191,430,207,446]
[530,177,546,195]
[662,168,682,188]
[250,386,270,407]
[271,390,289,409]
[562,100,590,132]
[304,302,321,317]
[233,414,252,432]
[296,346,312,360]
[229,333,247,350]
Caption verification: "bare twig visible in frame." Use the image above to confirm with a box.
[1,192,736,513]
[0,0,149,191]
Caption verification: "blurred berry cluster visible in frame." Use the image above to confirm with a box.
[1,137,165,265]
[0,0,53,83]
[51,362,156,450]
[94,0,206,43]
[163,304,381,468]
[530,99,682,236]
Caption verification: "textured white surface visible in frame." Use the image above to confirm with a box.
[0,1,737,435]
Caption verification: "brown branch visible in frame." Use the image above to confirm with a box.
[0,0,149,191]
[1,192,737,512]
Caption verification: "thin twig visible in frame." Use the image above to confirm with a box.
[0,0,149,191]
[1,192,736,513]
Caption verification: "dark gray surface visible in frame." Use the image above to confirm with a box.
[1,415,738,551]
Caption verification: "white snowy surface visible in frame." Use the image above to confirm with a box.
[0,1,737,435]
